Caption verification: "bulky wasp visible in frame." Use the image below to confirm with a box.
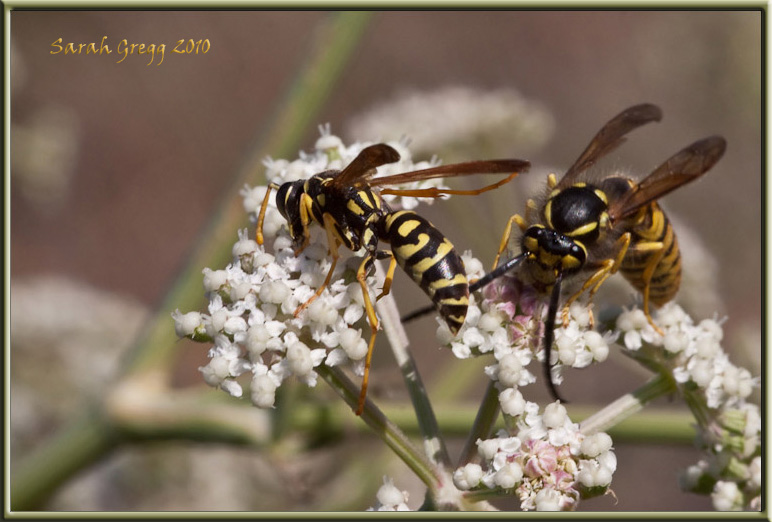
[404,103,726,402]
[256,143,530,414]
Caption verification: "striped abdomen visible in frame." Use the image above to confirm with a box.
[381,210,469,334]
[619,202,682,306]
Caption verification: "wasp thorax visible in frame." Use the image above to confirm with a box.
[545,184,608,243]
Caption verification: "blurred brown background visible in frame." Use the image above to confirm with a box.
[10,10,761,511]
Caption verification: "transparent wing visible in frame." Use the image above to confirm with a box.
[608,135,727,221]
[368,159,530,188]
[557,103,663,189]
[332,143,402,188]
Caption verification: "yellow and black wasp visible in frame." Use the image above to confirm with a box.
[256,143,530,414]
[404,103,727,402]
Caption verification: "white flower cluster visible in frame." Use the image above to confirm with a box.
[368,476,411,511]
[616,302,755,409]
[616,302,760,511]
[436,265,612,413]
[453,402,616,511]
[173,129,453,409]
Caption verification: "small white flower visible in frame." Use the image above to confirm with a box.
[493,462,523,489]
[172,309,204,338]
[580,432,613,458]
[542,402,568,429]
[370,476,410,511]
[499,387,527,417]
[712,480,742,511]
[453,463,483,490]
[250,372,278,408]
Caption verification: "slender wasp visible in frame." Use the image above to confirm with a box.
[256,143,530,414]
[404,103,726,402]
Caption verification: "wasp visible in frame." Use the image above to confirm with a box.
[255,143,530,414]
[403,104,726,402]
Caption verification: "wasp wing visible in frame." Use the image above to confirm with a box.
[557,103,663,190]
[332,143,402,188]
[608,135,727,222]
[367,159,530,188]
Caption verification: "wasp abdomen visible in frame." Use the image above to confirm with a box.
[382,210,469,333]
[619,202,682,305]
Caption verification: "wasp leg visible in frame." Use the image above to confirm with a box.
[293,213,340,318]
[256,182,281,245]
[379,171,519,199]
[560,232,632,327]
[627,240,666,335]
[355,253,380,416]
[375,252,398,301]
[492,214,528,269]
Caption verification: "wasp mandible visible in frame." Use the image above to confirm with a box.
[256,144,530,414]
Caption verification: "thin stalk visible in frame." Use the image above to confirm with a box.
[458,380,501,467]
[315,364,440,488]
[374,261,452,469]
[580,373,677,435]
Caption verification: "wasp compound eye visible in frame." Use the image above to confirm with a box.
[274,181,300,220]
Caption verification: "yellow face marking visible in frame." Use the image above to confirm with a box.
[561,255,582,270]
[544,199,553,228]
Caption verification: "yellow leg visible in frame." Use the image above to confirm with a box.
[629,240,666,335]
[492,214,527,270]
[560,233,631,327]
[355,254,379,416]
[293,213,340,317]
[376,253,398,301]
[255,183,280,245]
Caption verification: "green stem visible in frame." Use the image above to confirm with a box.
[11,12,374,510]
[11,408,117,511]
[373,262,452,470]
[580,373,678,435]
[315,364,440,488]
[458,380,500,467]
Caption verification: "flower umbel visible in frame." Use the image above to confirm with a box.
[454,401,616,511]
[175,128,450,409]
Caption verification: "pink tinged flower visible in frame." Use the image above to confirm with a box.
[524,440,559,477]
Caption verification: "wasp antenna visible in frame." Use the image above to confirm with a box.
[543,273,568,404]
[469,253,527,293]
